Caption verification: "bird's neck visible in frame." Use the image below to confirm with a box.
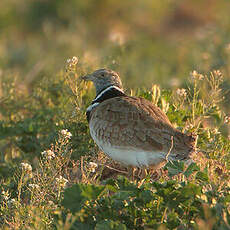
[93,85,125,104]
[86,85,126,122]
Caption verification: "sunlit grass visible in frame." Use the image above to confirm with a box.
[0,64,229,229]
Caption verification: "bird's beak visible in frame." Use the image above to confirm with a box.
[80,74,93,81]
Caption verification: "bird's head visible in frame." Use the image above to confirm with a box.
[81,68,123,95]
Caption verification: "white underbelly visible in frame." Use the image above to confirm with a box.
[101,145,165,167]
[90,128,165,167]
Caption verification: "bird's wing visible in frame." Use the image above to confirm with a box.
[90,96,177,152]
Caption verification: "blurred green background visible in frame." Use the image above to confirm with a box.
[1,0,230,90]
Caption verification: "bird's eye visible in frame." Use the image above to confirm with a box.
[101,73,105,77]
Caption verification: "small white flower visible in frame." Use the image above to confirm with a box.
[176,88,187,98]
[66,56,78,66]
[190,70,204,80]
[88,162,98,173]
[28,184,40,190]
[8,198,16,206]
[61,129,67,135]
[41,150,55,160]
[212,128,220,135]
[71,56,78,64]
[10,198,16,203]
[55,176,68,188]
[48,200,54,206]
[224,115,230,124]
[66,56,78,72]
[213,70,222,78]
[60,129,72,139]
[21,163,32,172]
[1,190,10,201]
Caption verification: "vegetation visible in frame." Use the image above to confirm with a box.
[0,1,230,229]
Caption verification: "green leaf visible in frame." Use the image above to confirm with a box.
[62,184,85,213]
[196,171,209,182]
[183,162,200,178]
[115,176,138,191]
[166,211,180,229]
[95,220,127,230]
[138,190,154,203]
[81,184,105,200]
[223,194,230,204]
[195,167,209,182]
[103,178,119,192]
[166,161,185,177]
[112,191,133,201]
[182,183,201,197]
[62,184,105,213]
[28,122,34,132]
[72,222,94,230]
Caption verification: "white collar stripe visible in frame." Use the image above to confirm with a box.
[86,102,100,112]
[93,86,124,102]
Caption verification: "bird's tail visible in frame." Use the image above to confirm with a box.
[185,132,198,157]
[170,132,198,161]
[188,132,198,148]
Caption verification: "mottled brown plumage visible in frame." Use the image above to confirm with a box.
[82,69,197,168]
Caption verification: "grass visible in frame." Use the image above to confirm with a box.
[0,62,230,229]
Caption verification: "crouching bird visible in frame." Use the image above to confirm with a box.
[81,69,197,171]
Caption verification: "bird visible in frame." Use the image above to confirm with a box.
[81,68,197,170]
